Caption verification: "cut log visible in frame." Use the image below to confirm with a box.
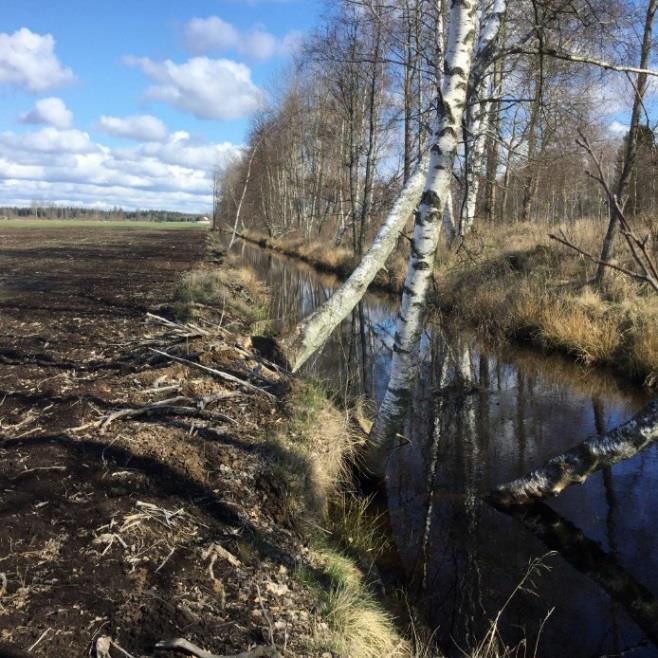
[490,398,658,505]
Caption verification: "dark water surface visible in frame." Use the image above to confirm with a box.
[238,241,658,657]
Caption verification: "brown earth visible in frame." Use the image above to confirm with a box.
[0,227,327,658]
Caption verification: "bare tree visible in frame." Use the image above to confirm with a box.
[596,0,658,284]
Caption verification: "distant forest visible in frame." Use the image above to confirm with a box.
[0,206,205,222]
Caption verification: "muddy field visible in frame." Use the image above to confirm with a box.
[0,226,323,657]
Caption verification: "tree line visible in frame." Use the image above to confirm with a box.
[1,205,204,222]
[214,0,658,252]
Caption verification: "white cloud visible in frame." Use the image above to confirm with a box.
[0,28,75,92]
[183,16,240,54]
[0,124,241,212]
[98,114,168,142]
[20,97,73,129]
[0,127,97,154]
[182,16,300,60]
[608,120,628,136]
[125,55,263,120]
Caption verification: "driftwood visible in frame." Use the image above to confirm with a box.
[155,638,281,658]
[149,349,275,399]
[491,398,658,505]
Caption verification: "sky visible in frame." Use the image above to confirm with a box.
[0,0,323,213]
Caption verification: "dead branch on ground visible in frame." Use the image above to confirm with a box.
[154,638,281,658]
[148,349,276,399]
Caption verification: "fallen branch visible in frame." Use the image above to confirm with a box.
[99,397,236,432]
[148,349,275,399]
[155,638,281,658]
[490,398,658,505]
[146,312,209,337]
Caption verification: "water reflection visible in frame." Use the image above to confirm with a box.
[237,241,657,657]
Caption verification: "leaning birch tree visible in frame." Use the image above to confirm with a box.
[367,0,508,475]
[279,133,430,372]
[280,0,446,373]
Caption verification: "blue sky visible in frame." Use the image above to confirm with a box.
[0,0,322,212]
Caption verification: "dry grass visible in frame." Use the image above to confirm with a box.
[174,253,270,331]
[297,546,412,658]
[266,381,415,657]
[437,219,658,387]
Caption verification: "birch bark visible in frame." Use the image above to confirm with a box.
[460,0,507,235]
[490,398,658,505]
[280,151,429,372]
[367,0,481,475]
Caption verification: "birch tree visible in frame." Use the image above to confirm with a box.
[459,0,507,236]
[280,152,429,371]
[491,398,658,505]
[280,0,447,372]
[367,0,507,475]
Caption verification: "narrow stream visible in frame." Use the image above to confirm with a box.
[237,241,658,657]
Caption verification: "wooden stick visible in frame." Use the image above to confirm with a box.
[146,312,209,336]
[155,638,281,658]
[148,349,275,399]
[99,404,236,432]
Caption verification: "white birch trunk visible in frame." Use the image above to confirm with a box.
[280,151,429,372]
[367,0,480,475]
[442,187,457,241]
[491,398,658,505]
[459,0,507,236]
[460,83,490,235]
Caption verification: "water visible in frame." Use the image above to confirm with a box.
[237,241,658,657]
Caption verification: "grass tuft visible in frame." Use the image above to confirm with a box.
[174,254,270,331]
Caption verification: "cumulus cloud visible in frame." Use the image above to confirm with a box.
[125,55,263,120]
[98,114,168,142]
[182,16,300,60]
[0,28,75,92]
[0,127,97,154]
[20,97,73,129]
[0,124,241,212]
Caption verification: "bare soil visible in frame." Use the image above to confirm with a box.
[0,227,323,657]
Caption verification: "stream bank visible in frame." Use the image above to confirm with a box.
[236,223,658,390]
[172,239,419,657]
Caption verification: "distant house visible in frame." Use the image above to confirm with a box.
[197,216,211,224]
